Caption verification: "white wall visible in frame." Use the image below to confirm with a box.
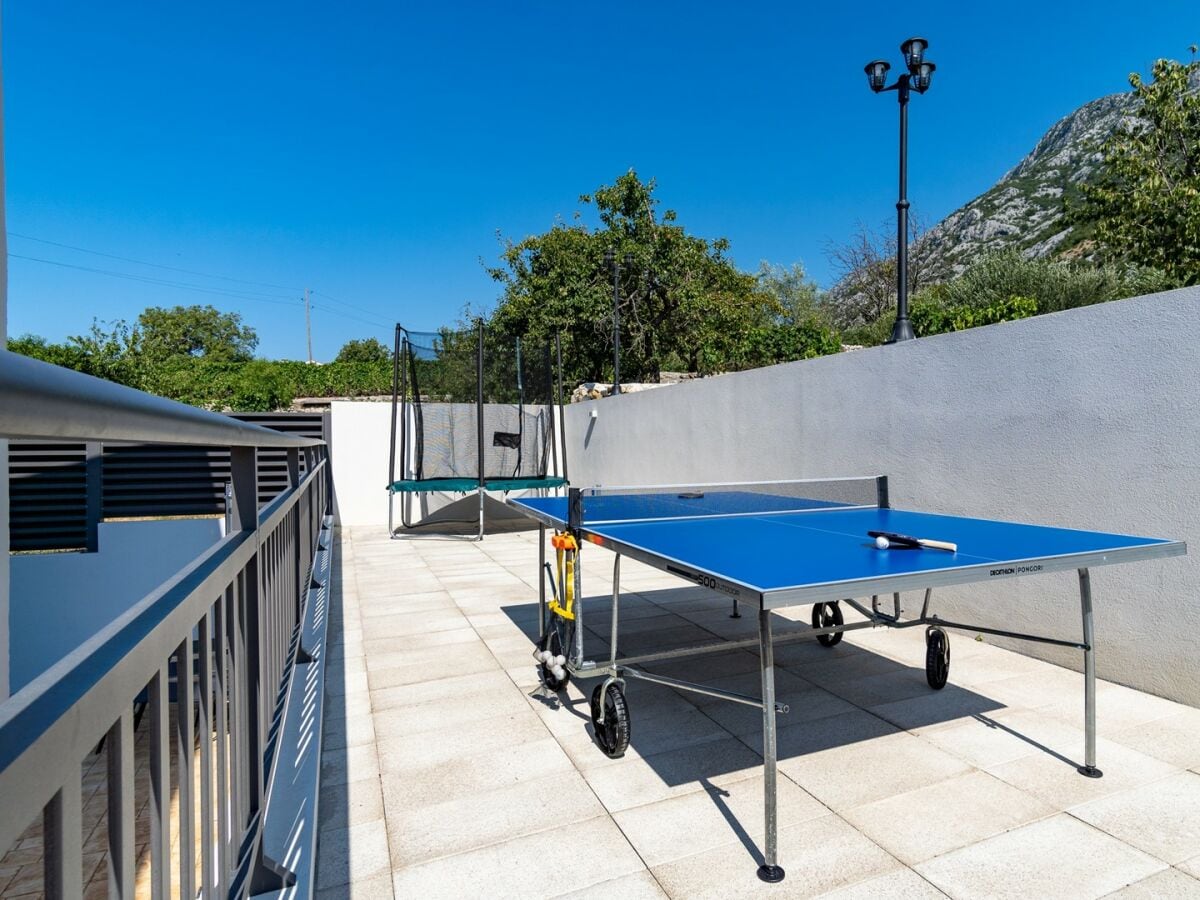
[563,287,1200,706]
[8,518,223,692]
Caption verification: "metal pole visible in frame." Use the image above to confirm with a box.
[889,76,915,344]
[612,257,621,395]
[304,288,313,363]
[538,524,547,642]
[1078,568,1102,778]
[610,555,621,669]
[556,332,569,484]
[757,608,785,883]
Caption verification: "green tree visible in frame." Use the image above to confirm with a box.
[756,262,826,325]
[486,170,838,384]
[335,337,390,364]
[1076,56,1200,284]
[135,305,258,363]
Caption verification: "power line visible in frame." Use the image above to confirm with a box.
[7,231,303,292]
[310,304,391,329]
[9,253,301,307]
[311,289,390,321]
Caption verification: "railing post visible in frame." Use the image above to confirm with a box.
[84,441,102,553]
[229,447,264,818]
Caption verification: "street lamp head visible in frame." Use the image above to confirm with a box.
[865,60,891,92]
[900,37,928,72]
[912,61,936,93]
[623,252,634,268]
[604,247,615,269]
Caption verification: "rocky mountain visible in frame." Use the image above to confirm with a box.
[919,67,1200,279]
[918,91,1135,278]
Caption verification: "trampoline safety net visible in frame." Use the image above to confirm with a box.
[393,324,562,486]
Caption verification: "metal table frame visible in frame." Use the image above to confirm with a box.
[518,478,1186,883]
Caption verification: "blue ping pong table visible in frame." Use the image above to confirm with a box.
[510,477,1185,884]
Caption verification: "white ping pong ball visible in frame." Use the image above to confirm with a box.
[554,655,566,667]
[875,535,890,550]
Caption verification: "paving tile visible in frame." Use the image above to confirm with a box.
[365,641,500,690]
[816,868,949,899]
[376,705,546,772]
[650,813,900,899]
[842,770,1054,864]
[868,683,1008,733]
[782,728,970,812]
[612,775,827,867]
[582,736,762,813]
[554,705,732,772]
[920,707,1108,770]
[1072,772,1200,864]
[1106,709,1200,770]
[915,815,1165,900]
[386,770,604,867]
[1037,683,1195,733]
[380,736,573,809]
[986,738,1178,809]
[705,685,857,738]
[392,815,643,900]
[319,742,380,787]
[316,870,395,899]
[1178,855,1200,880]
[315,819,391,889]
[1100,867,1200,898]
[318,775,385,831]
[552,870,668,899]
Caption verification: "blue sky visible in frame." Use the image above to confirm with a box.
[3,2,1196,360]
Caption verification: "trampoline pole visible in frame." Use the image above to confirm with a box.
[556,332,568,488]
[388,324,403,537]
[476,319,486,541]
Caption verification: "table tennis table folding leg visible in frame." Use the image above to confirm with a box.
[1079,568,1100,778]
[757,608,785,883]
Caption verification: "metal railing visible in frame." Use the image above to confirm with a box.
[0,350,331,897]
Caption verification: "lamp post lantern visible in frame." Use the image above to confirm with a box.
[604,249,634,395]
[865,37,935,343]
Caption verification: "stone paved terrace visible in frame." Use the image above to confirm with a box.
[318,526,1200,899]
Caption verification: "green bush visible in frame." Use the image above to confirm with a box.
[934,250,1175,314]
[911,295,1038,337]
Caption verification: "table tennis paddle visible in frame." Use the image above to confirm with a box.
[868,530,957,552]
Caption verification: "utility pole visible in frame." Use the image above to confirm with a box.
[304,288,313,363]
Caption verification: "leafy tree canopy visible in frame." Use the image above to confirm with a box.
[1076,56,1200,284]
[335,337,390,364]
[485,170,838,384]
[134,305,258,363]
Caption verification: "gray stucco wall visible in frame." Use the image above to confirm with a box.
[563,287,1200,706]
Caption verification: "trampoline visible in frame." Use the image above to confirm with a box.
[387,321,569,539]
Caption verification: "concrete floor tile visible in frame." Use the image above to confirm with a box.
[868,683,1008,734]
[392,815,643,900]
[1038,683,1195,733]
[366,641,500,690]
[380,736,573,809]
[316,870,394,899]
[1099,867,1200,898]
[613,776,827,868]
[386,770,604,867]
[551,870,668,900]
[780,729,971,812]
[817,868,949,899]
[1106,710,1200,771]
[915,815,1165,900]
[582,737,762,813]
[1072,772,1200,864]
[318,776,385,831]
[986,738,1178,809]
[649,813,899,900]
[555,705,732,772]
[371,686,532,737]
[1177,855,1200,880]
[319,742,380,787]
[842,770,1054,865]
[919,707,1100,770]
[376,705,546,773]
[315,819,391,889]
[369,668,513,710]
[705,686,858,738]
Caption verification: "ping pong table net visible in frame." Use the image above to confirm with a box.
[570,477,886,525]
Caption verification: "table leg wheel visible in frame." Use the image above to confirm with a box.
[757,865,786,883]
[812,601,844,647]
[925,626,950,690]
[591,682,630,759]
[539,631,570,691]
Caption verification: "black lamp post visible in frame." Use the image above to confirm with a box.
[865,37,936,344]
[604,248,634,394]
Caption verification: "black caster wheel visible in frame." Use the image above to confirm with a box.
[812,601,845,647]
[590,682,631,759]
[925,626,950,690]
[538,630,570,691]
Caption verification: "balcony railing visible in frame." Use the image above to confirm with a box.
[0,349,332,897]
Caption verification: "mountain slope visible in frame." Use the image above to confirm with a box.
[918,92,1135,278]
